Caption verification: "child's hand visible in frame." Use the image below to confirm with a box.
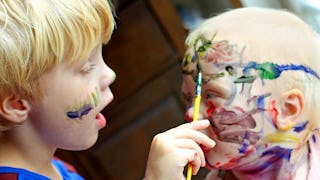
[144,120,215,180]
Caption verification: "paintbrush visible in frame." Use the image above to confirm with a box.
[186,63,202,180]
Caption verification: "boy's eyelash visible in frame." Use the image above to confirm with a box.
[80,62,96,73]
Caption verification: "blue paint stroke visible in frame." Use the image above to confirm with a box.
[293,121,308,133]
[262,146,292,161]
[312,134,316,143]
[256,94,271,109]
[238,132,250,153]
[243,62,320,80]
[67,104,93,119]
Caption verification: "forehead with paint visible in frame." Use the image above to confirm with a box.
[181,7,320,170]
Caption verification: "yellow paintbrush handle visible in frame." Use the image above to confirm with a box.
[192,95,201,122]
[186,164,193,180]
[186,95,201,180]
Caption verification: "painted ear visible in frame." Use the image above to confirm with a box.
[276,89,304,131]
[0,95,31,128]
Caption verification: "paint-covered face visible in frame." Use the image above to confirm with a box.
[28,44,115,150]
[181,35,318,169]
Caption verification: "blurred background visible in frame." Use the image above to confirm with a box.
[55,0,320,179]
[174,0,320,32]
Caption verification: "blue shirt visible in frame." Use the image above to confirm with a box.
[0,158,84,180]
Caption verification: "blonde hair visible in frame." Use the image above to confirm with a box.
[0,0,115,100]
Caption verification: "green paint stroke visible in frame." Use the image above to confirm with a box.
[243,62,319,80]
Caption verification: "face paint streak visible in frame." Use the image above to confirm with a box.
[182,33,245,72]
[262,146,292,161]
[221,148,254,169]
[234,75,256,83]
[257,94,271,109]
[236,146,291,174]
[293,121,308,132]
[206,147,254,169]
[226,66,235,76]
[91,87,100,107]
[202,72,225,83]
[263,133,300,143]
[67,104,93,119]
[238,131,256,154]
[207,101,216,117]
[243,62,320,80]
[65,87,100,120]
[191,34,216,63]
[312,134,316,143]
[268,100,278,126]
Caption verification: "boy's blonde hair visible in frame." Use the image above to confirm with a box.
[0,0,115,100]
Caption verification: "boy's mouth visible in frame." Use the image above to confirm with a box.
[209,110,260,144]
[96,113,106,129]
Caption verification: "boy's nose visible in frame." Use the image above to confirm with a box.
[101,64,116,91]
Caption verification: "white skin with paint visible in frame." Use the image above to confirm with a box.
[181,8,320,180]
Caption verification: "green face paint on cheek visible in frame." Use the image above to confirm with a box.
[65,87,101,119]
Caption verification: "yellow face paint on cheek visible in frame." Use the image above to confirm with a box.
[65,87,100,119]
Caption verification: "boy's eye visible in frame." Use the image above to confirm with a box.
[80,62,96,73]
[204,90,223,100]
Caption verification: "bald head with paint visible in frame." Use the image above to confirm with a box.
[181,7,320,179]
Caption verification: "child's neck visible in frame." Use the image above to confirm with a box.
[0,126,62,180]
[232,145,309,180]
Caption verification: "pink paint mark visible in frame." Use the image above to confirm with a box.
[206,41,234,64]
[268,100,278,127]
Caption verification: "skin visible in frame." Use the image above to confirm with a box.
[180,8,320,180]
[146,8,320,180]
[0,43,115,179]
[145,120,216,180]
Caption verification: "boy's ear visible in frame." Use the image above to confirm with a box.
[276,89,304,131]
[0,95,31,126]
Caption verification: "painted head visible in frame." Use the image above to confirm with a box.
[0,0,115,150]
[181,7,320,175]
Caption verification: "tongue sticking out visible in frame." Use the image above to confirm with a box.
[96,113,106,129]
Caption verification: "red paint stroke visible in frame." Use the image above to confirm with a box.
[268,100,278,127]
[207,101,216,117]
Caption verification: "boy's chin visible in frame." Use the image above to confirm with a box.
[61,136,99,151]
[204,140,255,170]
